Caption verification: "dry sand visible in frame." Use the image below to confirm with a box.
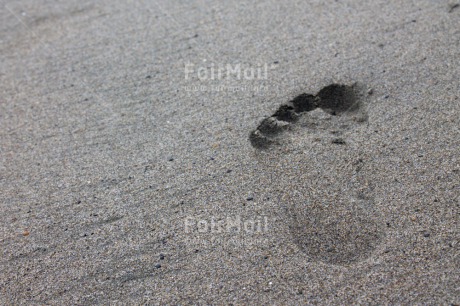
[1,0,459,304]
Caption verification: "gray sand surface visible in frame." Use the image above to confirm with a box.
[1,0,459,304]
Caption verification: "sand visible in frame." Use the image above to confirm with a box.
[1,0,459,304]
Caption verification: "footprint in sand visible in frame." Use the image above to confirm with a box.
[249,83,385,265]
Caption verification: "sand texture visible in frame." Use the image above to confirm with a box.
[1,0,459,304]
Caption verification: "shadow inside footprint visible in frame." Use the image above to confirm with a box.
[289,194,384,265]
[249,83,365,149]
[317,84,360,115]
[291,93,318,113]
[250,82,385,266]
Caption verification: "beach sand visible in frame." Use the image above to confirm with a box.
[1,0,459,304]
